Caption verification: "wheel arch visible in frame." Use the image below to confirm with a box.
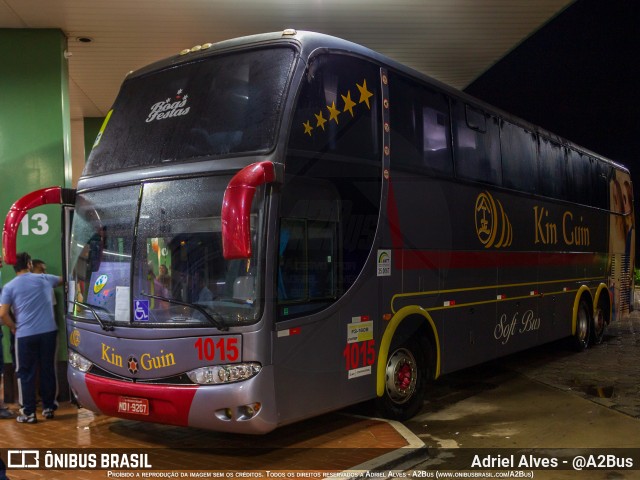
[376,305,440,398]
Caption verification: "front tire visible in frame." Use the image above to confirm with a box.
[376,337,429,421]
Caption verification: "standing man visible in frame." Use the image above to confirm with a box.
[0,252,62,424]
[0,256,14,419]
[31,259,47,274]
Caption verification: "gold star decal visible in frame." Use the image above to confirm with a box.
[303,120,313,136]
[315,111,327,131]
[356,79,373,109]
[342,91,356,117]
[327,101,340,124]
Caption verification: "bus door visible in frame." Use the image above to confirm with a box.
[274,52,384,422]
[62,204,74,313]
[273,178,347,421]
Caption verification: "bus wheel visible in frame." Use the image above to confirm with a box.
[573,298,591,351]
[377,337,427,421]
[591,306,606,345]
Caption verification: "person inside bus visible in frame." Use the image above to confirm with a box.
[196,274,214,303]
[146,263,169,309]
[157,264,171,290]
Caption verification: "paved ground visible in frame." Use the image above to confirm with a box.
[0,404,418,479]
[398,304,640,479]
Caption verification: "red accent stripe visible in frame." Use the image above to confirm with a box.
[85,374,198,427]
[397,250,602,270]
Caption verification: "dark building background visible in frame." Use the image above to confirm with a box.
[465,0,639,265]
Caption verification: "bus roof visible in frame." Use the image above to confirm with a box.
[126,29,628,175]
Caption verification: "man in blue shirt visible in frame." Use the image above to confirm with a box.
[0,257,14,419]
[0,252,62,424]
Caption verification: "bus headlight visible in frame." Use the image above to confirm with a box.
[187,363,261,385]
[69,350,93,372]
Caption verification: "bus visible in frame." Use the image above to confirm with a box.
[2,30,634,434]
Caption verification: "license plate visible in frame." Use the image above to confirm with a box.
[117,396,149,415]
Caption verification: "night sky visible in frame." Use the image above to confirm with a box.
[465,0,640,263]
[467,0,639,165]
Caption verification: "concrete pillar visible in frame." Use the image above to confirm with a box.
[0,29,71,403]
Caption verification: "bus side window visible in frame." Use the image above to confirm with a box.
[452,102,502,185]
[538,137,567,199]
[388,72,453,176]
[278,220,306,301]
[567,148,590,205]
[592,157,609,210]
[500,121,539,194]
[277,219,338,304]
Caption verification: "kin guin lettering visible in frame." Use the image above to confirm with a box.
[146,89,191,123]
[101,343,176,372]
[534,206,590,246]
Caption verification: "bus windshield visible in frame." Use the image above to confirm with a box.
[68,176,265,328]
[85,46,296,175]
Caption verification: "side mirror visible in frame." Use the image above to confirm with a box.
[221,161,283,259]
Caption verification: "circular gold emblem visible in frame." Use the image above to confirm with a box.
[69,329,81,347]
[475,191,512,249]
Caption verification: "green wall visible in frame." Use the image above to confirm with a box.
[0,29,71,363]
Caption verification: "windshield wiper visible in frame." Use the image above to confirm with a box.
[140,292,228,331]
[72,301,115,332]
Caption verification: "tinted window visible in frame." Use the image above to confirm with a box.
[389,73,452,176]
[538,137,567,198]
[284,54,382,318]
[288,54,380,162]
[277,179,341,318]
[86,47,296,175]
[452,102,501,185]
[567,149,590,205]
[501,121,538,193]
[593,159,610,209]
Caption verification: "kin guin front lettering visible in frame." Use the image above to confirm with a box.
[533,206,591,246]
[146,89,191,123]
[101,343,176,372]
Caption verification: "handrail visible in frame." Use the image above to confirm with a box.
[2,186,76,264]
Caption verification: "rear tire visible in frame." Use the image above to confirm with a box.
[573,298,591,351]
[590,306,606,345]
[376,336,429,421]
